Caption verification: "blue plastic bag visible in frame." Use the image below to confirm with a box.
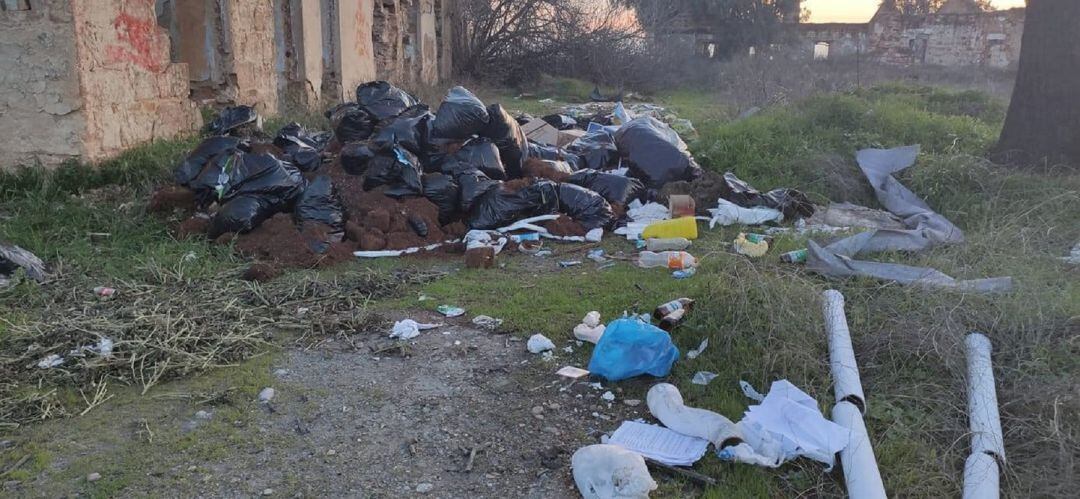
[587,317,680,381]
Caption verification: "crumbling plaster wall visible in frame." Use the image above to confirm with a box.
[0,1,85,168]
[71,0,201,162]
[225,0,280,113]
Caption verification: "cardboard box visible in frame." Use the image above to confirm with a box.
[521,119,559,146]
[557,129,587,148]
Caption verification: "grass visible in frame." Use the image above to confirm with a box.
[1,82,1078,497]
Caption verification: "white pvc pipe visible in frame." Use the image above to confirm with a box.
[832,401,888,499]
[962,452,1000,499]
[963,332,1005,499]
[823,289,867,411]
[824,290,886,499]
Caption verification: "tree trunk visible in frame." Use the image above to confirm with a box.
[994,0,1080,168]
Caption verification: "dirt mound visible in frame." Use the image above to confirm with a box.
[148,186,197,213]
[176,215,210,239]
[233,214,356,269]
[543,215,586,237]
[522,157,571,182]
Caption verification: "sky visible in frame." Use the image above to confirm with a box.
[804,0,1026,23]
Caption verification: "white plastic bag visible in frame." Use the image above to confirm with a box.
[571,444,657,499]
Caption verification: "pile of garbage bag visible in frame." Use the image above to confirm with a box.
[164,81,731,263]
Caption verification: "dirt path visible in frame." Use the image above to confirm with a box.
[16,312,648,498]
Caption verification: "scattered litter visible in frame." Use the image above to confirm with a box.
[573,311,605,344]
[571,444,658,499]
[653,298,694,320]
[601,391,616,402]
[390,319,441,340]
[534,250,553,257]
[608,421,710,466]
[731,380,850,468]
[527,334,556,354]
[586,249,607,263]
[779,249,808,264]
[585,228,604,242]
[93,286,117,298]
[686,338,709,360]
[637,250,697,270]
[647,383,740,446]
[559,260,582,268]
[739,380,765,402]
[807,146,1013,293]
[37,354,64,369]
[258,387,276,403]
[96,337,114,357]
[1062,242,1080,264]
[672,267,696,279]
[436,305,465,318]
[708,198,783,227]
[472,315,503,331]
[354,240,458,258]
[596,261,616,270]
[563,345,574,353]
[733,233,769,258]
[692,371,718,385]
[588,317,679,381]
[557,366,590,379]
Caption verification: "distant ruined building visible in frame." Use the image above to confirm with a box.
[795,0,1025,68]
[0,0,455,169]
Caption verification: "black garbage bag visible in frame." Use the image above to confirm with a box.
[190,151,305,208]
[175,136,243,186]
[441,138,505,180]
[327,103,376,143]
[208,195,278,238]
[294,175,345,232]
[274,122,330,151]
[363,147,424,198]
[370,104,434,155]
[467,180,561,230]
[356,81,419,121]
[717,172,815,219]
[340,142,377,175]
[542,114,578,130]
[527,142,585,171]
[565,170,644,206]
[206,106,259,136]
[590,86,623,103]
[614,116,703,189]
[432,86,489,140]
[422,173,461,224]
[558,183,614,230]
[480,104,528,178]
[566,131,620,171]
[455,170,501,214]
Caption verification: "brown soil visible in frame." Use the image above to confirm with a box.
[658,170,728,216]
[175,215,210,239]
[148,186,197,213]
[542,215,586,237]
[522,157,570,183]
[233,214,356,269]
[240,262,282,282]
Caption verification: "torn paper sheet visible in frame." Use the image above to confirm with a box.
[806,146,1013,293]
[735,380,850,468]
[557,366,590,379]
[608,421,710,466]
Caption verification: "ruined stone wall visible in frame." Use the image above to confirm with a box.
[0,1,85,168]
[70,0,201,162]
[225,0,280,113]
[798,23,869,58]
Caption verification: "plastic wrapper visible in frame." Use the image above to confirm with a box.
[294,175,345,232]
[614,116,703,189]
[565,170,644,206]
[558,183,614,230]
[479,103,528,178]
[340,142,378,175]
[355,80,419,121]
[327,103,376,143]
[174,136,243,186]
[718,172,815,219]
[566,131,620,171]
[206,106,259,136]
[467,180,560,230]
[432,86,489,140]
[587,317,680,381]
[363,147,424,198]
[542,114,578,130]
[422,173,461,224]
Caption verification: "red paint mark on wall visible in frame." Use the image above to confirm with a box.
[106,12,165,72]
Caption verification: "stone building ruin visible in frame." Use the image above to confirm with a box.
[0,0,455,169]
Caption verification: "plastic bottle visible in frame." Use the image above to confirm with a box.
[653,298,695,320]
[637,251,697,270]
[658,308,687,332]
[646,238,692,251]
[642,217,698,240]
[780,248,808,263]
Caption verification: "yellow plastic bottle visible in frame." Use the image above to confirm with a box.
[641,217,698,240]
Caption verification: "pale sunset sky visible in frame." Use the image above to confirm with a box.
[804,0,1027,23]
